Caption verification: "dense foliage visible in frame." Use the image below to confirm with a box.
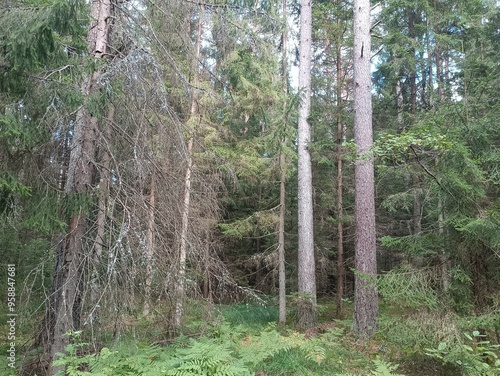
[0,0,499,374]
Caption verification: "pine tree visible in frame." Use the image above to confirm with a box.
[297,0,317,328]
[353,0,378,338]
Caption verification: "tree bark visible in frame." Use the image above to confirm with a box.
[89,106,114,323]
[336,26,345,318]
[175,3,203,328]
[297,0,317,328]
[353,0,378,339]
[143,172,156,316]
[49,72,101,375]
[45,2,112,373]
[278,0,288,327]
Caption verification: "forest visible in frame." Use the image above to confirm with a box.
[0,0,499,375]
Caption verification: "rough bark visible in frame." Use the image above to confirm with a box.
[297,0,317,328]
[353,0,378,339]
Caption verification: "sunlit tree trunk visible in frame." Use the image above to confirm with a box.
[353,0,378,339]
[297,0,317,328]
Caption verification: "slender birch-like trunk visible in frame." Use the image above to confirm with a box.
[143,173,156,316]
[175,3,203,328]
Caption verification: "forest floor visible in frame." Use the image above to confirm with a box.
[1,297,498,375]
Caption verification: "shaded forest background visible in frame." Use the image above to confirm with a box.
[0,0,499,374]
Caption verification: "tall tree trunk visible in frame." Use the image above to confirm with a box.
[353,0,378,339]
[297,0,317,328]
[278,0,288,327]
[336,28,345,318]
[426,20,434,108]
[45,2,113,373]
[408,8,422,236]
[50,70,100,376]
[175,4,203,328]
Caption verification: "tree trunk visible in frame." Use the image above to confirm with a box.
[175,4,203,328]
[438,193,450,294]
[278,0,288,327]
[336,29,345,318]
[143,172,156,316]
[353,0,378,339]
[45,2,112,372]
[426,21,434,108]
[89,105,114,324]
[297,0,317,328]
[49,72,100,375]
[408,8,423,236]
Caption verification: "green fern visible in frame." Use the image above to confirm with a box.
[51,322,326,376]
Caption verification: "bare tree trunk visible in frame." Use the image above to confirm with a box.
[278,0,288,327]
[143,172,155,316]
[45,2,113,373]
[438,194,450,293]
[203,231,211,299]
[395,77,404,128]
[175,4,203,328]
[175,136,193,328]
[426,22,434,108]
[49,72,100,375]
[434,0,445,105]
[297,0,317,329]
[408,8,423,237]
[353,0,378,339]
[336,30,345,318]
[89,106,114,323]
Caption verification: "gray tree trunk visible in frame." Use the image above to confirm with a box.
[336,31,345,318]
[143,173,156,316]
[353,0,378,339]
[89,106,114,324]
[175,4,203,328]
[297,0,317,328]
[278,0,288,327]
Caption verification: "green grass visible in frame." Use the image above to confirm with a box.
[218,302,279,327]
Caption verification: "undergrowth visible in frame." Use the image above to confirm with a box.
[53,322,326,376]
[16,299,500,376]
